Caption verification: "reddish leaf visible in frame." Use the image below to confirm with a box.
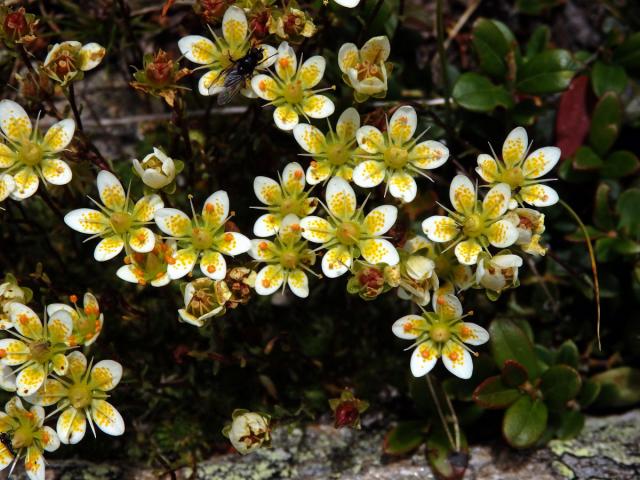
[556,75,591,159]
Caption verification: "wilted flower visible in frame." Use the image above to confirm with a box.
[250,214,316,298]
[329,390,369,429]
[301,177,399,278]
[0,6,38,46]
[251,41,334,130]
[0,99,75,200]
[0,303,72,396]
[132,147,182,191]
[293,108,361,185]
[0,396,59,480]
[25,351,124,444]
[42,41,105,86]
[194,0,235,24]
[0,274,32,330]
[397,239,438,306]
[267,6,316,42]
[476,127,560,208]
[422,175,518,265]
[46,292,103,347]
[392,294,489,379]
[507,207,547,255]
[475,252,522,298]
[64,171,164,261]
[116,239,177,287]
[338,36,392,102]
[224,267,256,308]
[346,262,390,300]
[130,50,190,107]
[223,409,271,455]
[353,106,449,202]
[252,162,317,237]
[178,277,230,327]
[179,6,276,97]
[154,191,251,280]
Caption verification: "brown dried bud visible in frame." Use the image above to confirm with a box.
[145,50,174,86]
[329,390,369,430]
[196,0,234,24]
[3,8,28,40]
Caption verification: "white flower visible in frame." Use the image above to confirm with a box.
[476,253,523,293]
[43,41,105,85]
[392,294,489,379]
[224,410,271,455]
[338,36,391,102]
[64,171,164,262]
[132,147,176,190]
[178,277,230,327]
[0,99,75,200]
[300,177,399,278]
[476,126,560,208]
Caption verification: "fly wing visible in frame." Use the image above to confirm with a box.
[217,70,246,105]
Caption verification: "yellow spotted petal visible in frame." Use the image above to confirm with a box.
[253,213,280,237]
[336,107,360,140]
[24,446,45,480]
[0,99,32,141]
[253,176,282,206]
[93,235,124,262]
[178,35,217,64]
[454,239,482,265]
[128,227,156,253]
[57,406,87,444]
[273,105,299,131]
[25,378,67,406]
[421,215,459,243]
[0,338,30,366]
[338,43,359,72]
[433,293,463,319]
[8,303,43,339]
[352,160,386,188]
[276,42,297,79]
[325,176,356,219]
[389,106,417,143]
[520,184,559,207]
[388,171,417,203]
[287,269,309,298]
[251,74,279,101]
[502,126,528,168]
[392,314,427,340]
[442,341,473,379]
[299,56,325,89]
[222,6,248,47]
[47,309,73,344]
[41,159,72,185]
[200,250,227,280]
[522,147,561,179]
[321,246,352,278]
[249,239,277,261]
[168,248,197,279]
[410,140,449,170]
[410,340,439,377]
[78,42,105,71]
[482,183,511,219]
[302,95,334,119]
[356,126,384,153]
[199,69,225,96]
[0,143,15,168]
[16,362,46,396]
[43,119,75,153]
[67,351,87,379]
[51,353,69,376]
[202,190,229,226]
[455,322,490,346]
[360,238,399,266]
[449,174,476,215]
[91,399,125,436]
[97,171,125,211]
[133,194,163,222]
[255,265,285,295]
[363,205,397,236]
[476,154,498,182]
[306,161,332,185]
[360,35,391,64]
[0,439,14,470]
[90,360,122,391]
[293,123,325,154]
[154,208,191,236]
[300,215,333,243]
[282,162,306,193]
[217,232,251,257]
[486,219,519,248]
[0,174,15,201]
[11,167,39,200]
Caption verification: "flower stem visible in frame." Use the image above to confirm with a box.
[425,374,457,451]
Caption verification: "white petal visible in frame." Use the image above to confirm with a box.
[282,162,306,192]
[0,99,32,141]
[93,236,124,261]
[492,254,523,269]
[487,219,519,248]
[410,342,438,377]
[356,126,384,153]
[10,167,39,200]
[200,250,227,280]
[255,265,285,295]
[128,227,156,253]
[299,56,326,88]
[482,183,511,219]
[352,160,385,188]
[321,246,352,278]
[43,118,75,152]
[442,343,473,379]
[410,140,449,170]
[91,360,123,391]
[0,173,15,201]
[178,35,217,64]
[168,248,198,279]
[325,176,356,220]
[454,240,482,265]
[218,231,251,255]
[64,208,108,234]
[275,41,297,78]
[391,314,425,340]
[253,176,281,206]
[78,42,105,71]
[293,123,325,154]
[97,170,125,210]
[91,400,125,436]
[449,175,476,215]
[57,407,86,444]
[116,265,138,284]
[502,126,528,167]
[421,216,458,242]
[203,190,229,223]
[363,205,397,236]
[154,208,191,236]
[198,69,225,96]
[523,146,561,179]
[457,322,490,346]
[388,171,417,202]
[433,293,463,318]
[16,363,46,396]
[336,107,360,139]
[42,426,60,452]
[287,270,309,298]
[133,194,164,222]
[389,106,417,143]
[302,95,334,119]
[253,213,280,237]
[300,215,333,243]
[249,239,276,261]
[476,153,498,182]
[222,6,248,46]
[520,184,559,207]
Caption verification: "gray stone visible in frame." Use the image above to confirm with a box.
[4,410,639,479]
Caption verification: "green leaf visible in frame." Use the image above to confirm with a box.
[613,32,640,69]
[473,376,521,409]
[572,146,603,171]
[557,410,585,440]
[540,365,582,410]
[426,426,468,480]
[591,61,628,97]
[452,73,514,112]
[501,360,529,387]
[612,238,640,255]
[555,340,579,368]
[503,395,548,448]
[617,188,640,237]
[517,49,576,94]
[594,183,615,231]
[526,25,550,59]
[384,421,428,455]
[589,92,622,156]
[577,379,601,407]
[489,318,541,380]
[472,18,516,79]
[592,367,640,408]
[602,150,640,178]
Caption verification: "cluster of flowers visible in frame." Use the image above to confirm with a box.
[0,276,124,479]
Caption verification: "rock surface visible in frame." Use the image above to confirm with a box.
[6,410,639,479]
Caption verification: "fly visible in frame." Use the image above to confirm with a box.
[0,432,16,457]
[216,46,267,106]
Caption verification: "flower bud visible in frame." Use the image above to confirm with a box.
[195,0,234,24]
[178,277,230,327]
[0,7,37,45]
[223,410,271,455]
[338,36,392,103]
[132,148,176,190]
[43,41,105,86]
[405,255,434,281]
[329,390,369,429]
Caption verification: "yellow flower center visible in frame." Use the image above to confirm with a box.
[501,166,525,189]
[429,323,451,343]
[280,250,299,270]
[110,211,133,235]
[383,146,409,169]
[325,142,350,166]
[335,221,360,246]
[283,80,304,104]
[191,227,214,250]
[142,154,163,170]
[28,340,51,364]
[356,60,382,81]
[462,214,483,237]
[18,140,43,167]
[68,383,93,409]
[11,426,34,449]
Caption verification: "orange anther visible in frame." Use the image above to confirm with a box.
[448,351,459,362]
[420,348,431,359]
[205,203,215,213]
[261,279,271,288]
[207,265,216,273]
[294,170,303,179]
[18,313,29,325]
[0,349,7,358]
[291,224,301,232]
[224,232,233,242]
[259,241,268,250]
[69,294,78,303]
[166,255,176,265]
